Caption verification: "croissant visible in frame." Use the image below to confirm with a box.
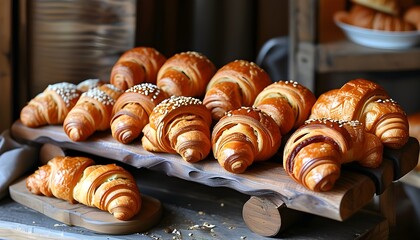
[203,60,272,121]
[283,118,384,192]
[20,82,82,128]
[310,78,409,149]
[212,107,282,174]
[408,113,420,171]
[347,5,415,31]
[253,80,316,135]
[110,47,167,91]
[156,51,216,98]
[111,83,168,144]
[141,95,212,163]
[404,5,420,30]
[63,84,123,141]
[76,78,105,92]
[351,0,401,15]
[26,156,141,221]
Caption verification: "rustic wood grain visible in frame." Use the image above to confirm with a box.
[9,178,162,235]
[11,121,418,222]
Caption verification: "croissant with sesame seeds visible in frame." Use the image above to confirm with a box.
[141,95,213,163]
[110,83,168,144]
[203,60,273,121]
[283,118,384,192]
[156,51,216,98]
[110,47,167,91]
[26,156,142,221]
[253,80,316,135]
[310,78,409,149]
[20,82,82,128]
[63,84,123,141]
[211,107,282,174]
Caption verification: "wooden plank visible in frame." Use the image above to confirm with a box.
[317,41,420,72]
[10,121,388,221]
[9,178,162,235]
[0,0,12,132]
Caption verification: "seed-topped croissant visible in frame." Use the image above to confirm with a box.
[283,118,384,192]
[63,84,123,141]
[141,95,213,163]
[20,82,82,128]
[253,80,316,135]
[110,47,167,91]
[310,78,409,149]
[111,83,168,144]
[156,51,216,98]
[26,156,141,221]
[203,60,272,121]
[212,107,282,174]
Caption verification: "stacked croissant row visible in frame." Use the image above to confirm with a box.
[20,46,410,197]
[343,0,420,31]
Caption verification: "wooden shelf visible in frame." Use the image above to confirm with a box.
[10,121,419,223]
[316,41,420,73]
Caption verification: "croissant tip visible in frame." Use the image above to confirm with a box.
[182,149,202,163]
[230,161,246,173]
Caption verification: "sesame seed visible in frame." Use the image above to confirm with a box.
[47,82,80,107]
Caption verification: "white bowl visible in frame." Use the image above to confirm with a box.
[334,11,420,50]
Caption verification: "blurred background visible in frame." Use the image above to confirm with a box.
[2,0,419,132]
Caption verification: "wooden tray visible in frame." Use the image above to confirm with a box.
[10,120,419,222]
[9,177,162,235]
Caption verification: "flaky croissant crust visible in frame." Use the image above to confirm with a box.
[310,78,409,149]
[142,96,213,163]
[110,47,167,90]
[157,51,216,98]
[26,156,142,221]
[212,107,282,173]
[20,82,81,128]
[203,60,272,121]
[283,118,383,192]
[253,80,316,135]
[111,83,168,144]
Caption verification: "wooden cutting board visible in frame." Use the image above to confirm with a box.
[9,178,162,235]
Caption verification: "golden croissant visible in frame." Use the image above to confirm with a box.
[157,51,216,98]
[141,95,213,163]
[212,106,282,174]
[283,118,384,192]
[111,83,168,144]
[110,47,167,91]
[26,156,141,221]
[63,84,123,141]
[203,60,272,121]
[310,78,409,149]
[20,82,82,128]
[253,80,316,135]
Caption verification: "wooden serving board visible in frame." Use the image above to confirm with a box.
[9,177,162,235]
[10,120,419,222]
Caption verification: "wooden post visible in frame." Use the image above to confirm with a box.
[242,195,303,237]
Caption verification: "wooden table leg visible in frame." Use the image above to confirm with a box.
[242,195,303,237]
